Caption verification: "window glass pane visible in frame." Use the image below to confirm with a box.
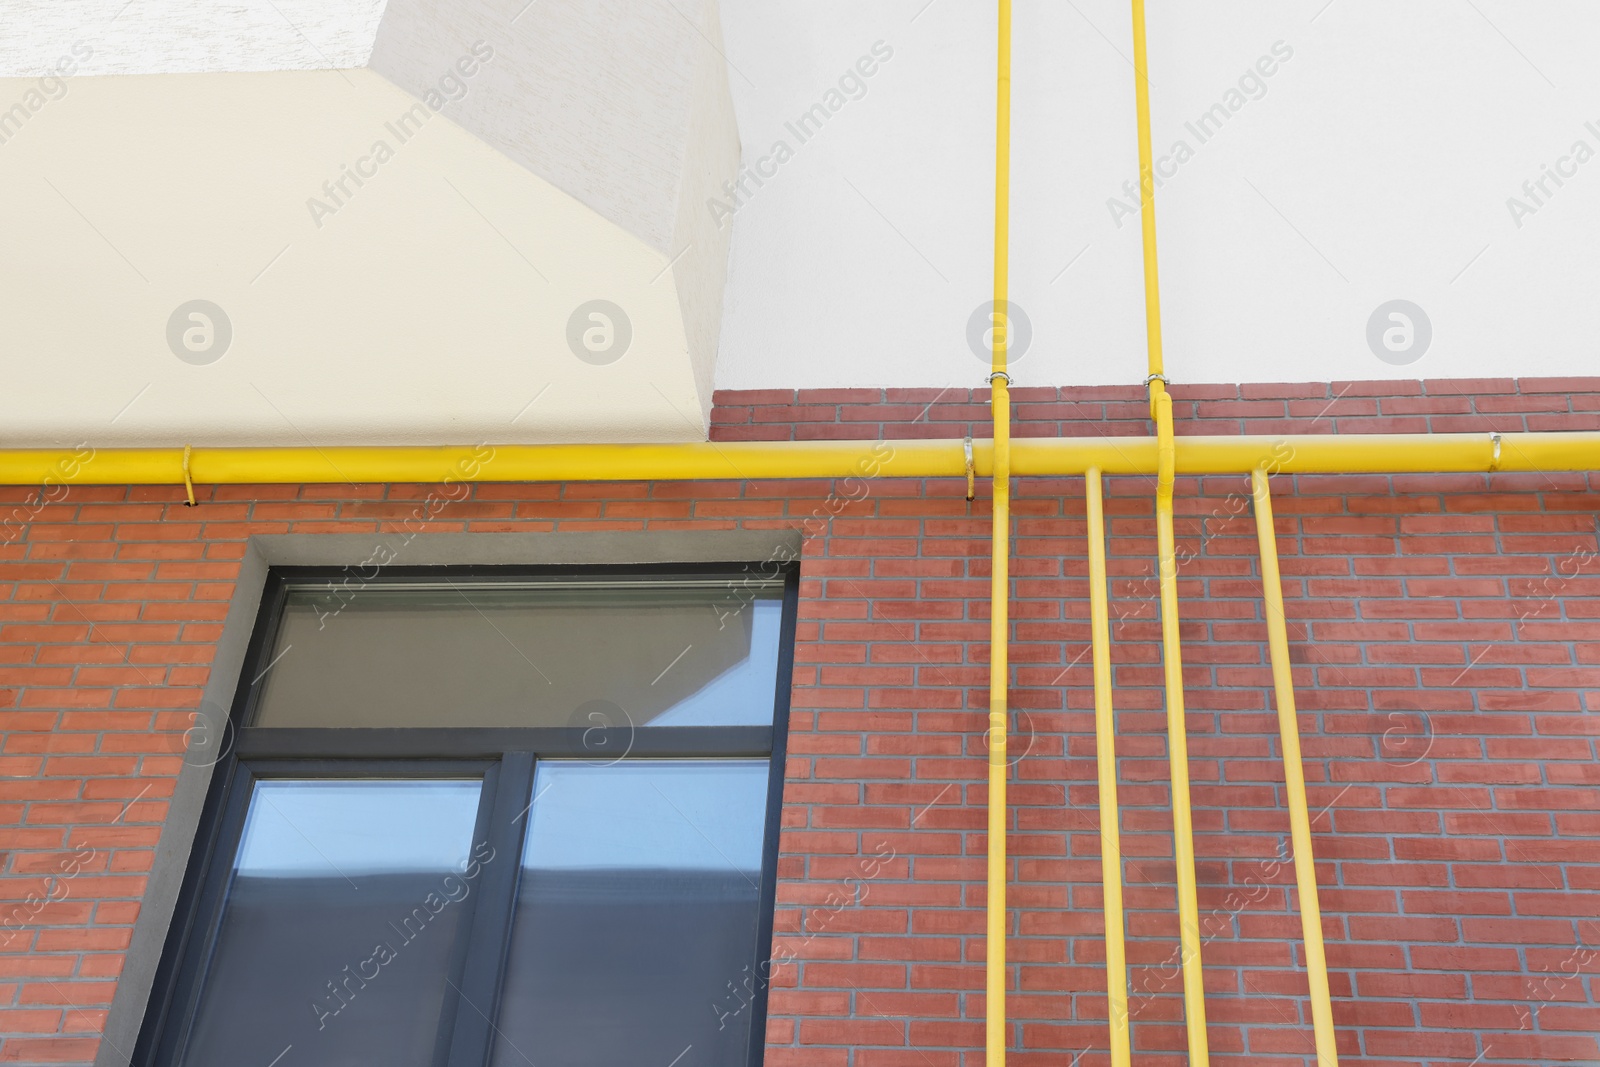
[491,760,770,1067]
[182,780,486,1067]
[254,580,783,729]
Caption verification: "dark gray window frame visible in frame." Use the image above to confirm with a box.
[100,532,800,1067]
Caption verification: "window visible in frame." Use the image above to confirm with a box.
[136,565,796,1067]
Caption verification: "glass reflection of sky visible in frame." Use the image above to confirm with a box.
[234,780,482,877]
[650,598,782,726]
[260,586,784,729]
[524,761,768,872]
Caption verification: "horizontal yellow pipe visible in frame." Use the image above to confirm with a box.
[2,432,1595,486]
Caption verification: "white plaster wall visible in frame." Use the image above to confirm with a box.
[714,0,1600,390]
[0,0,385,75]
[670,0,743,415]
[372,0,696,254]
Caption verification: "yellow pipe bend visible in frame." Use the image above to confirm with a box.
[1252,469,1340,1066]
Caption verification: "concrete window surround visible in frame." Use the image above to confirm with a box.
[95,528,801,1067]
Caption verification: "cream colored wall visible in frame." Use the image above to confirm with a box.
[368,0,742,429]
[0,0,742,446]
[0,71,704,446]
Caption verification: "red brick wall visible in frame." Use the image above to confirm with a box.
[765,467,1600,1067]
[0,381,1597,1066]
[710,378,1600,441]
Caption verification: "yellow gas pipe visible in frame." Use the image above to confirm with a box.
[1,432,1595,486]
[986,0,1013,1064]
[1252,470,1340,1066]
[1130,0,1165,384]
[1152,389,1211,1063]
[1129,0,1210,1059]
[1085,469,1131,1067]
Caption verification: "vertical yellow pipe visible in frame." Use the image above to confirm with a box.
[986,3,1013,1066]
[1152,391,1209,1065]
[986,377,1010,1067]
[1128,0,1209,1060]
[1086,469,1131,1067]
[1251,470,1341,1067]
[1130,0,1164,379]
